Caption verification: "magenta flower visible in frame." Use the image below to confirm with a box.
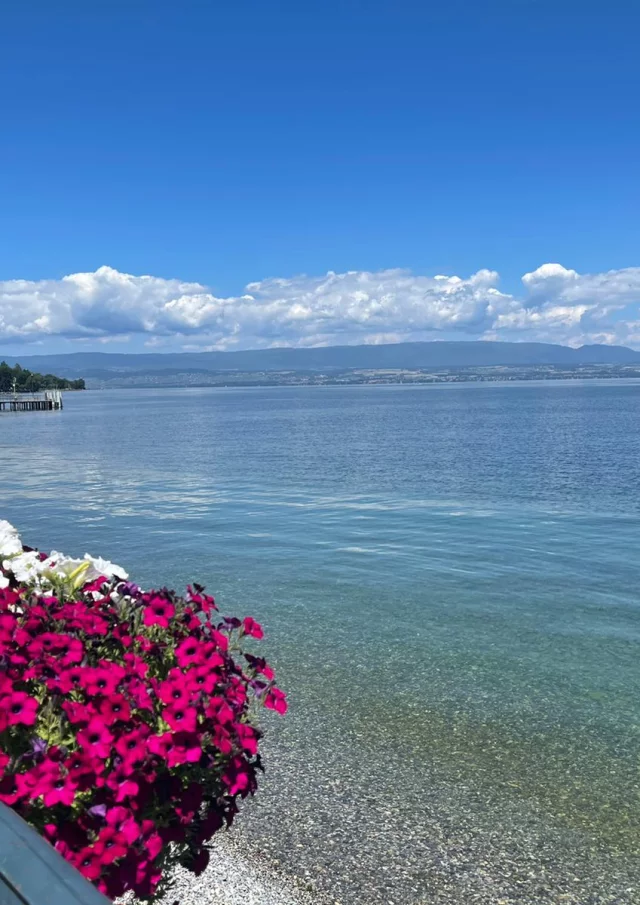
[211,629,229,652]
[122,651,149,678]
[143,830,163,860]
[242,617,264,639]
[56,666,87,695]
[123,677,152,712]
[264,686,288,715]
[234,722,259,755]
[115,727,149,766]
[77,717,114,759]
[39,768,79,808]
[0,613,17,645]
[106,767,140,802]
[98,693,131,724]
[94,827,128,865]
[163,703,198,733]
[83,664,123,697]
[156,674,192,707]
[186,586,217,615]
[1,691,39,726]
[211,724,233,755]
[143,596,175,629]
[105,807,141,845]
[174,782,203,823]
[62,700,95,727]
[150,731,202,768]
[222,756,253,796]
[175,637,203,668]
[206,696,235,725]
[244,653,275,681]
[74,847,103,881]
[186,663,218,695]
[59,637,85,665]
[15,769,41,801]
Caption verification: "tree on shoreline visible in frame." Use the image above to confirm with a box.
[0,361,85,392]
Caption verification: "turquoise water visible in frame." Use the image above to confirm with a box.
[1,383,639,902]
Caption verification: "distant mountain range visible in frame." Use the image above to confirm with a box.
[3,341,640,386]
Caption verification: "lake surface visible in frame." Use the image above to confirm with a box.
[1,383,639,904]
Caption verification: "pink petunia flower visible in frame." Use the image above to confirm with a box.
[242,617,264,639]
[186,585,217,615]
[122,652,148,678]
[114,727,149,766]
[0,613,17,645]
[149,731,202,768]
[59,637,85,666]
[125,677,154,711]
[234,722,259,755]
[264,686,288,715]
[222,755,254,796]
[83,664,124,697]
[211,630,229,652]
[56,666,88,695]
[156,672,193,707]
[211,724,233,755]
[1,691,39,726]
[77,717,114,759]
[39,768,79,808]
[244,653,275,681]
[105,767,140,802]
[98,694,131,724]
[64,748,101,785]
[143,596,175,629]
[163,703,198,733]
[174,782,203,824]
[175,637,203,668]
[206,696,235,726]
[74,847,104,881]
[94,826,128,865]
[185,663,218,695]
[105,807,141,845]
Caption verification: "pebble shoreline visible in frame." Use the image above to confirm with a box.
[128,832,322,905]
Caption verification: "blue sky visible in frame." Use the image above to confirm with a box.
[1,0,639,354]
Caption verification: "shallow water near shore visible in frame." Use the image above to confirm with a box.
[1,383,640,902]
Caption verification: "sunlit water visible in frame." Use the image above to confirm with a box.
[1,383,639,902]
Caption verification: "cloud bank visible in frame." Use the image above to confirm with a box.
[1,262,640,351]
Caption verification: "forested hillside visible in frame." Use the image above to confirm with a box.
[0,361,85,392]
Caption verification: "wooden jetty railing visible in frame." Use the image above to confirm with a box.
[0,390,63,412]
[0,803,110,904]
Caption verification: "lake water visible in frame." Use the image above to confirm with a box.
[1,383,639,904]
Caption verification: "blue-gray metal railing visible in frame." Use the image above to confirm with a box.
[0,803,110,904]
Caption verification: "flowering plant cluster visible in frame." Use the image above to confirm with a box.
[0,520,286,902]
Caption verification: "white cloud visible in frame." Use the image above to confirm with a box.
[1,262,640,350]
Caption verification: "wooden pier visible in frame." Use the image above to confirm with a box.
[0,390,63,412]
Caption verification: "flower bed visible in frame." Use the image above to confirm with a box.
[0,520,286,902]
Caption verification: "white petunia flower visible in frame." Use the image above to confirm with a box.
[4,551,43,584]
[0,525,129,592]
[0,573,9,589]
[83,553,129,581]
[0,520,22,557]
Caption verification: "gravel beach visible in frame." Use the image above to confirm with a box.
[143,832,323,905]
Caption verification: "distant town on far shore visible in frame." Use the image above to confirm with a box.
[1,339,640,389]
